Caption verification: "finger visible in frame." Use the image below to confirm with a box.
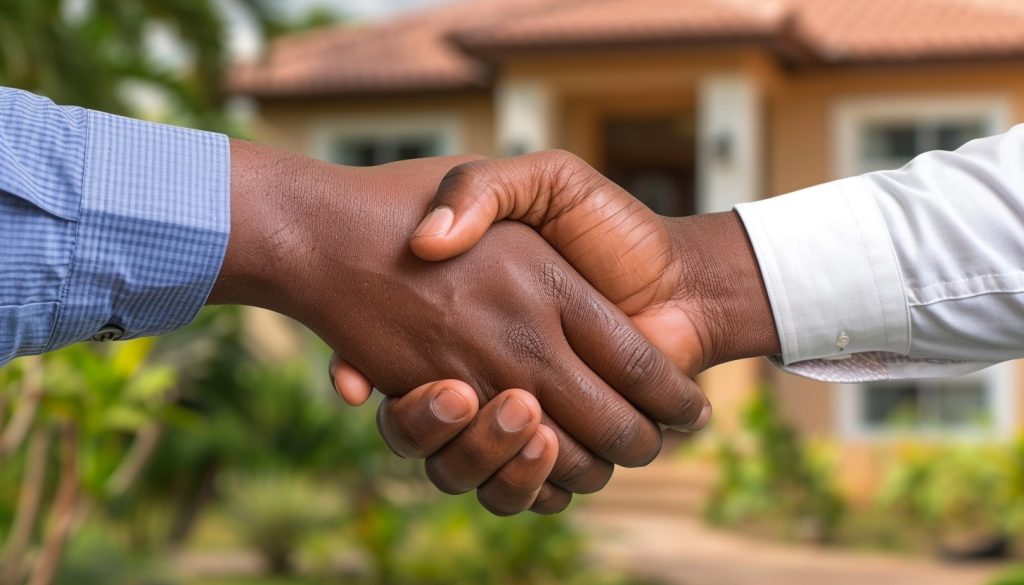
[530,483,573,515]
[537,343,664,468]
[424,390,541,494]
[477,424,559,516]
[551,263,711,430]
[376,380,479,459]
[329,353,373,406]
[541,414,614,494]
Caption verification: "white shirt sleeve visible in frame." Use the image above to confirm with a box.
[734,124,1024,383]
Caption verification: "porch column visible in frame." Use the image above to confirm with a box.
[696,73,763,213]
[496,79,555,156]
[696,74,764,435]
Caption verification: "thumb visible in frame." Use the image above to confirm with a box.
[410,150,596,262]
[410,161,511,262]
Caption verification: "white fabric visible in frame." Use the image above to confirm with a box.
[735,125,1024,382]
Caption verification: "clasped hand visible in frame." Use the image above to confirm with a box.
[211,144,778,516]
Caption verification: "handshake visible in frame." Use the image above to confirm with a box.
[209,143,781,516]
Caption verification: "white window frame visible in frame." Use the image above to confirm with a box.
[832,95,1011,178]
[835,362,1016,443]
[832,95,1015,443]
[310,112,464,164]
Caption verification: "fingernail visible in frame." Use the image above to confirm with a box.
[497,398,531,432]
[688,403,713,432]
[521,432,547,460]
[667,402,712,433]
[413,206,454,238]
[431,389,470,422]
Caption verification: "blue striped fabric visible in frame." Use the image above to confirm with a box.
[0,87,230,365]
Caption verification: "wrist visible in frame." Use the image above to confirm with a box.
[667,211,781,368]
[207,139,324,313]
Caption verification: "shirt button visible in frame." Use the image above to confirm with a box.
[835,330,850,351]
[93,324,125,342]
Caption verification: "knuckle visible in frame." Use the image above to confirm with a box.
[554,449,611,494]
[616,333,657,392]
[531,483,571,514]
[595,405,645,463]
[543,149,585,177]
[540,149,602,220]
[532,494,570,515]
[493,465,540,496]
[539,261,573,303]
[666,388,702,427]
[477,490,523,517]
[438,160,511,215]
[424,457,470,495]
[505,322,548,364]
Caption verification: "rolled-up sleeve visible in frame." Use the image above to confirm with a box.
[735,125,1024,383]
[0,87,230,365]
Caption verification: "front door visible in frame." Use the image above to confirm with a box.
[601,114,697,217]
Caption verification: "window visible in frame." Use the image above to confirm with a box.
[834,96,1009,176]
[330,135,443,166]
[311,113,463,167]
[860,119,988,173]
[862,378,988,431]
[838,364,1014,442]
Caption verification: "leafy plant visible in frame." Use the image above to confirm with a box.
[875,442,1024,557]
[222,473,341,575]
[0,0,281,131]
[0,339,178,585]
[703,386,845,543]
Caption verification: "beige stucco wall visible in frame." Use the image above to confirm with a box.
[768,62,1024,194]
[250,92,496,159]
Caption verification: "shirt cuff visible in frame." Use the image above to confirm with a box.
[47,111,230,349]
[734,176,910,367]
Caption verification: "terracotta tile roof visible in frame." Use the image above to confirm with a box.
[790,0,1024,63]
[230,0,550,98]
[452,0,789,53]
[230,0,1024,98]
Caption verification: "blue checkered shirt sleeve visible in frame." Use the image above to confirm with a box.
[0,87,230,365]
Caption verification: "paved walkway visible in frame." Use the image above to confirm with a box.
[577,457,1002,585]
[578,511,1000,585]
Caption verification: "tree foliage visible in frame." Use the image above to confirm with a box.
[0,0,281,130]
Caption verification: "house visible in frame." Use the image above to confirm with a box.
[231,0,1024,498]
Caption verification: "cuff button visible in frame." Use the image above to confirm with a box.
[93,324,125,342]
[835,330,850,351]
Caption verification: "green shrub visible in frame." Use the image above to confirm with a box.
[875,440,1024,556]
[221,473,342,575]
[53,525,176,585]
[703,386,845,543]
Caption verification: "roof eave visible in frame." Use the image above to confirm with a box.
[228,78,493,101]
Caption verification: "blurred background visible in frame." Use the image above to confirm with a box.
[4,0,1024,584]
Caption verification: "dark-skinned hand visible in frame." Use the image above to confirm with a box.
[209,143,710,515]
[333,149,781,515]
